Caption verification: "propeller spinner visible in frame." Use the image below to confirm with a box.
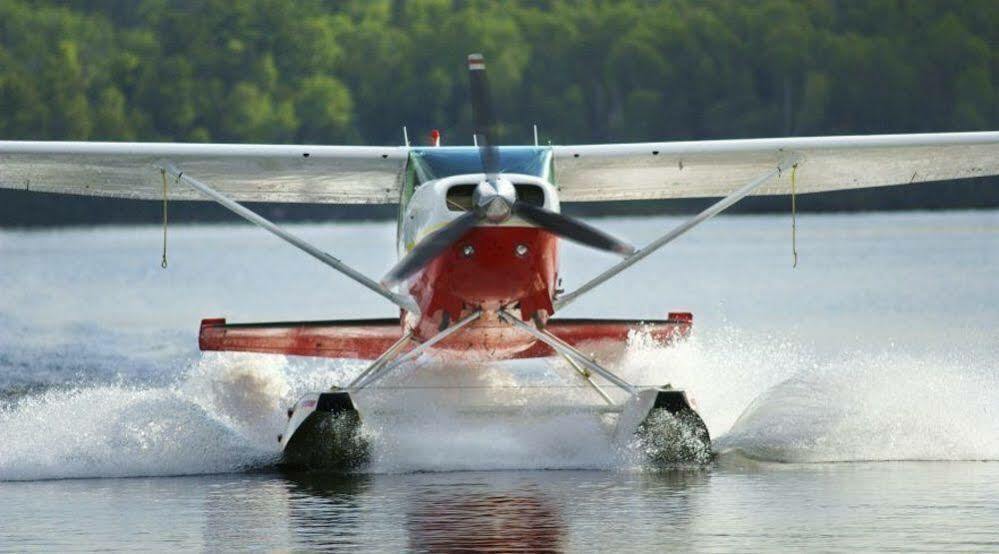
[382,53,635,288]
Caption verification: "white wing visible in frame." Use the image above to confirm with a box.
[552,132,999,201]
[0,141,408,203]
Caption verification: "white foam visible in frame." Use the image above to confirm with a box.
[0,384,272,481]
[352,357,622,472]
[1,328,996,481]
[715,347,999,462]
[0,354,311,481]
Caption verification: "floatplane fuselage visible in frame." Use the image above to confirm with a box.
[397,150,562,357]
[5,52,997,470]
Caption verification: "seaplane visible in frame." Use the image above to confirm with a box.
[2,54,997,469]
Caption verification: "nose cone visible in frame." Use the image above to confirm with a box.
[482,196,512,222]
[474,178,516,223]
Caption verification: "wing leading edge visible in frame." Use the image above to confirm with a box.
[552,131,999,201]
[3,132,997,204]
[0,141,408,204]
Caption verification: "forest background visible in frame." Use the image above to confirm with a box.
[1,0,996,225]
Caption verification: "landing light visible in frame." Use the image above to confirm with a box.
[462,245,475,257]
[515,244,529,257]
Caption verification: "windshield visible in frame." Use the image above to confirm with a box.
[409,146,552,184]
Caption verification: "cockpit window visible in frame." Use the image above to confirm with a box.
[410,146,552,185]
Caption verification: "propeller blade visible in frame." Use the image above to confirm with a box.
[382,211,480,287]
[468,53,500,182]
[514,201,636,256]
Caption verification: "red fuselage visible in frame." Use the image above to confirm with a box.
[406,225,559,356]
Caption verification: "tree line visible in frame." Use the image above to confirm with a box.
[0,0,996,223]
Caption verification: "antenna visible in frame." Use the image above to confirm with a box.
[533,124,539,147]
[473,135,478,147]
[402,126,410,147]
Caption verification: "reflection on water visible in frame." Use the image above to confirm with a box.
[203,478,297,550]
[404,488,564,552]
[281,472,568,552]
[271,470,711,552]
[2,464,998,550]
[284,473,370,551]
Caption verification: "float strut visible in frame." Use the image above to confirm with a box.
[559,352,615,405]
[346,331,414,390]
[498,311,636,396]
[351,311,482,391]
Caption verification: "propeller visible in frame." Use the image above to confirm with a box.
[513,201,635,255]
[382,53,635,287]
[383,210,479,287]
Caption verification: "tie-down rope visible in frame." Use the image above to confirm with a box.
[791,163,798,268]
[160,168,169,269]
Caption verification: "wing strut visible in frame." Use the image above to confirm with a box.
[554,157,800,311]
[159,162,420,315]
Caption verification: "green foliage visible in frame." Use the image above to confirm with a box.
[0,0,995,145]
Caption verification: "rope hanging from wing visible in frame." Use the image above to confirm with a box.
[791,163,798,268]
[160,168,169,269]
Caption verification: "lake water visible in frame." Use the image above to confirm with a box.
[1,210,997,551]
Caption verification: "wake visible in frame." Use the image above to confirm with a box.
[1,329,996,481]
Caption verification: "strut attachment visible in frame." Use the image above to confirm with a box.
[558,351,615,405]
[351,311,483,391]
[346,331,414,390]
[498,311,636,395]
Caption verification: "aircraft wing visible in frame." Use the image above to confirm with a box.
[551,132,999,201]
[0,141,408,203]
